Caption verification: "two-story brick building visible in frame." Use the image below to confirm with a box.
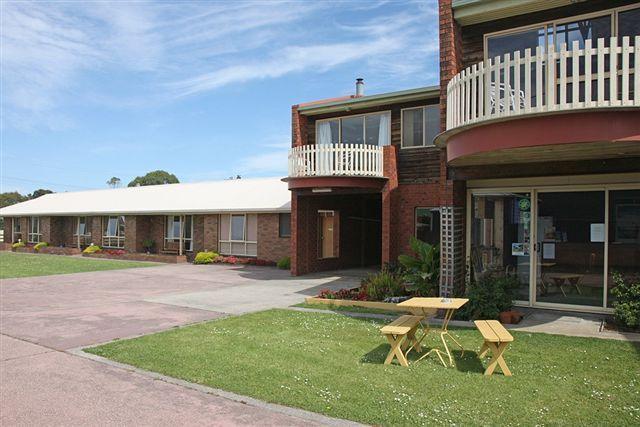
[287,0,640,314]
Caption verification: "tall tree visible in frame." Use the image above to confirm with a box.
[128,170,179,187]
[28,189,53,199]
[0,192,27,208]
[107,177,121,188]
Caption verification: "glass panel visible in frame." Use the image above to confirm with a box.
[317,120,339,145]
[279,213,291,237]
[416,208,440,246]
[231,215,245,240]
[219,242,231,254]
[487,26,546,59]
[184,216,192,240]
[537,191,605,307]
[471,193,532,302]
[118,216,126,237]
[341,116,364,145]
[246,242,257,257]
[607,189,640,308]
[618,7,640,38]
[246,214,257,241]
[231,242,246,255]
[364,113,389,146]
[105,217,118,236]
[220,215,230,240]
[402,108,423,147]
[78,217,87,235]
[424,106,440,146]
[13,218,20,232]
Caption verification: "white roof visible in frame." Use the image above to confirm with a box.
[0,177,291,217]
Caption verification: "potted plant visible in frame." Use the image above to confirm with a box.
[142,238,155,254]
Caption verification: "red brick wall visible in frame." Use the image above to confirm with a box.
[192,214,218,253]
[3,219,12,243]
[291,105,308,148]
[257,213,290,263]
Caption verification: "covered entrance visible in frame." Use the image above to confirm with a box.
[468,178,640,313]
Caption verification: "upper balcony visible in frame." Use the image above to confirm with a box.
[440,36,640,166]
[287,143,388,190]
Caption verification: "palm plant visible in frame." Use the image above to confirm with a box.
[398,237,440,297]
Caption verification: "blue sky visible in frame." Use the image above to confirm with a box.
[1,0,440,193]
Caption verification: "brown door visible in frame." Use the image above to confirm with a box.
[321,214,334,258]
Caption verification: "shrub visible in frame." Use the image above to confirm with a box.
[277,256,291,270]
[460,272,519,320]
[611,272,640,329]
[34,242,48,252]
[83,244,101,254]
[12,241,25,249]
[362,269,406,301]
[398,237,440,297]
[318,288,356,300]
[194,251,219,265]
[142,238,155,253]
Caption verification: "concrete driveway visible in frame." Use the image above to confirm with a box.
[1,263,365,426]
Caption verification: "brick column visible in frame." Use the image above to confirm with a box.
[381,145,399,265]
[39,216,53,244]
[90,216,102,246]
[291,105,308,148]
[3,219,12,243]
[202,214,218,252]
[124,216,137,252]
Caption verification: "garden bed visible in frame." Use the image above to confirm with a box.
[304,297,407,313]
[12,246,35,253]
[83,252,187,263]
[39,246,82,256]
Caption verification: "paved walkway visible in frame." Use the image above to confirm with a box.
[1,263,364,426]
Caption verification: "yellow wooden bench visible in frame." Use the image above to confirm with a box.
[380,315,423,367]
[474,320,514,376]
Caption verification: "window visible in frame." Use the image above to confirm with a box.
[28,216,41,243]
[416,208,441,246]
[487,26,548,60]
[75,216,90,236]
[316,112,390,147]
[401,105,440,148]
[279,213,291,238]
[12,217,22,242]
[165,215,193,252]
[219,213,257,256]
[318,210,337,259]
[102,216,125,248]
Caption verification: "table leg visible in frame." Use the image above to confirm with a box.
[440,308,464,367]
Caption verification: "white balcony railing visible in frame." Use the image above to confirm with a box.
[288,143,384,178]
[446,36,639,131]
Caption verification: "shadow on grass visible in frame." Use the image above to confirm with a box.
[361,344,486,375]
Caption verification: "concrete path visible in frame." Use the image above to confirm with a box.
[1,263,365,426]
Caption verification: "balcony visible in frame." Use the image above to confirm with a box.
[287,143,386,190]
[441,36,640,166]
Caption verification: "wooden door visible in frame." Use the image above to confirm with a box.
[321,214,334,258]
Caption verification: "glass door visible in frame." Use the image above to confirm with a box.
[470,192,533,302]
[535,191,605,308]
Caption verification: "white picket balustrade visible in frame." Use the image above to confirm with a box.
[288,143,384,178]
[446,36,639,131]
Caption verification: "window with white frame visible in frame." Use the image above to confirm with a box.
[12,217,22,242]
[219,213,257,256]
[316,112,391,146]
[402,105,440,148]
[102,216,125,248]
[28,216,41,243]
[165,215,193,252]
[74,216,91,237]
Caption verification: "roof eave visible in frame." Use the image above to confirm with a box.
[453,0,574,26]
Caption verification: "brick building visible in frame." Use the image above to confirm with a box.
[0,178,291,263]
[287,0,640,314]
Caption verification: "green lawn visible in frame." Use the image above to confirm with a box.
[0,252,158,279]
[86,309,640,426]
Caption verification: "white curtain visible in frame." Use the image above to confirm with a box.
[378,113,390,146]
[317,121,333,174]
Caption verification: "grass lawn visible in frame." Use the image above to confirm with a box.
[86,309,640,426]
[0,252,159,279]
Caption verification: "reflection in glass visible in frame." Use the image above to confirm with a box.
[470,193,532,302]
[341,116,364,145]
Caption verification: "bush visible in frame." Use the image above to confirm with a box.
[34,242,48,252]
[460,272,519,320]
[277,256,291,270]
[194,251,219,265]
[83,244,101,254]
[362,269,406,301]
[611,272,640,329]
[142,238,156,253]
[398,237,440,297]
[12,241,25,249]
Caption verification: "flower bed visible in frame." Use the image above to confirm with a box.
[83,252,186,264]
[304,296,407,312]
[192,251,276,267]
[13,246,35,253]
[39,246,82,256]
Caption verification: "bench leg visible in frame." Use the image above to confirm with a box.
[484,342,512,376]
[406,325,422,354]
[478,342,489,358]
[384,334,409,367]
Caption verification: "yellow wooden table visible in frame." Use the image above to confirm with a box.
[397,297,469,367]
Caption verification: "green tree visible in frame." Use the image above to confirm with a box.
[128,170,179,187]
[28,189,53,199]
[106,177,121,188]
[0,192,27,208]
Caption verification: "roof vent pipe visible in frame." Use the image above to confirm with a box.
[355,78,364,97]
